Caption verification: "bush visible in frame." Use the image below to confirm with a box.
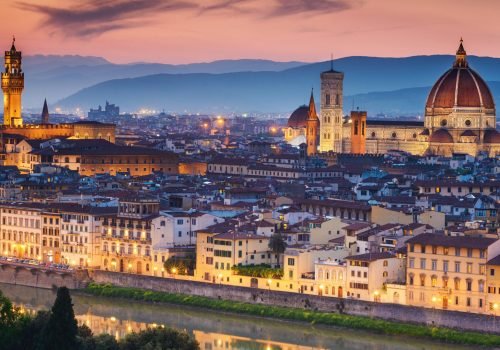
[120,327,199,350]
[231,264,283,279]
[84,283,500,347]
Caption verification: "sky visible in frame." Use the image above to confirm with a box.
[1,0,500,64]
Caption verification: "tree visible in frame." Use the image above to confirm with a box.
[163,255,195,275]
[39,287,79,350]
[119,327,199,350]
[268,232,287,267]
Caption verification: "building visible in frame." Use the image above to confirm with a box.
[283,92,319,154]
[0,39,117,158]
[319,65,344,153]
[285,39,500,157]
[88,101,120,120]
[406,233,500,313]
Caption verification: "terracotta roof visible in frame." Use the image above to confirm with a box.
[287,105,309,128]
[345,252,395,262]
[483,129,500,144]
[406,233,497,250]
[425,41,494,110]
[429,128,453,143]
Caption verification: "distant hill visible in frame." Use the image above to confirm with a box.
[19,56,306,107]
[56,55,500,115]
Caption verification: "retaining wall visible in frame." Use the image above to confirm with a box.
[90,270,500,334]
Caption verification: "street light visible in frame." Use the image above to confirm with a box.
[218,273,223,285]
[319,284,324,296]
[267,278,272,290]
[374,290,380,302]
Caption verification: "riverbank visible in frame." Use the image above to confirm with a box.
[83,283,500,347]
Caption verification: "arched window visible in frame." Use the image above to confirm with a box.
[383,271,388,277]
[383,260,388,267]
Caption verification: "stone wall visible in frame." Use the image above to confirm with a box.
[91,270,500,334]
[0,263,89,290]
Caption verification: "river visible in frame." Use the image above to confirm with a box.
[0,283,471,350]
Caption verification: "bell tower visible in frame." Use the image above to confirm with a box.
[2,37,24,126]
[319,60,344,153]
[306,90,319,156]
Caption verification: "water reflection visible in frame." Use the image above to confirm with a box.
[1,283,470,350]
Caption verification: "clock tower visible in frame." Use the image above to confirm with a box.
[2,37,24,126]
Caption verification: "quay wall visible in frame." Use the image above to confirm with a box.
[0,263,89,290]
[90,270,500,334]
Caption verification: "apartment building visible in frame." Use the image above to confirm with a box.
[100,197,159,275]
[345,252,405,301]
[406,233,500,313]
[0,204,43,259]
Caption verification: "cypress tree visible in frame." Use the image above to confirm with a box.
[39,287,78,350]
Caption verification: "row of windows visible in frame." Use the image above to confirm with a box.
[409,292,484,308]
[409,245,485,258]
[214,250,231,258]
[409,258,484,274]
[408,274,484,292]
[2,217,40,228]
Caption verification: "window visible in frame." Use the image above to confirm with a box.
[287,258,295,266]
[431,276,437,287]
[467,263,473,274]
[431,260,437,271]
[491,269,495,276]
[466,280,472,292]
[420,258,426,269]
[421,245,426,254]
[409,258,415,268]
[455,248,460,257]
[467,248,473,258]
[455,262,461,273]
[443,260,449,273]
[432,246,437,254]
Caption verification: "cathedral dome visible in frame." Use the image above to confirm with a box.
[287,105,309,128]
[425,40,494,110]
[483,129,500,143]
[429,128,454,143]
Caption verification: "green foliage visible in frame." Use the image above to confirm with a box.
[84,283,500,347]
[231,264,283,279]
[0,287,199,350]
[268,232,286,266]
[163,256,195,275]
[120,327,199,350]
[39,286,79,350]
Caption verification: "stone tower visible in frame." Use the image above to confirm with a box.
[350,110,367,154]
[41,99,49,124]
[306,90,319,156]
[2,37,24,127]
[319,63,344,153]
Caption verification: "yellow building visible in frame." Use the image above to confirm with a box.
[100,197,159,275]
[195,223,274,283]
[345,252,405,301]
[406,233,500,313]
[486,255,500,314]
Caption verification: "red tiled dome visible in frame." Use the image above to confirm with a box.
[483,129,500,143]
[429,128,454,143]
[426,40,495,110]
[287,105,309,128]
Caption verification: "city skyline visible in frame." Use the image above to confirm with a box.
[0,0,499,64]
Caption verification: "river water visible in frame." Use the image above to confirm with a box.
[0,283,471,350]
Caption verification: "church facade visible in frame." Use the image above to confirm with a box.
[286,40,500,157]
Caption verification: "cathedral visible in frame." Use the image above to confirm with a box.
[0,38,116,143]
[284,40,500,157]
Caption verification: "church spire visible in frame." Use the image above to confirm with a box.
[41,98,49,124]
[308,89,317,119]
[454,37,468,68]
